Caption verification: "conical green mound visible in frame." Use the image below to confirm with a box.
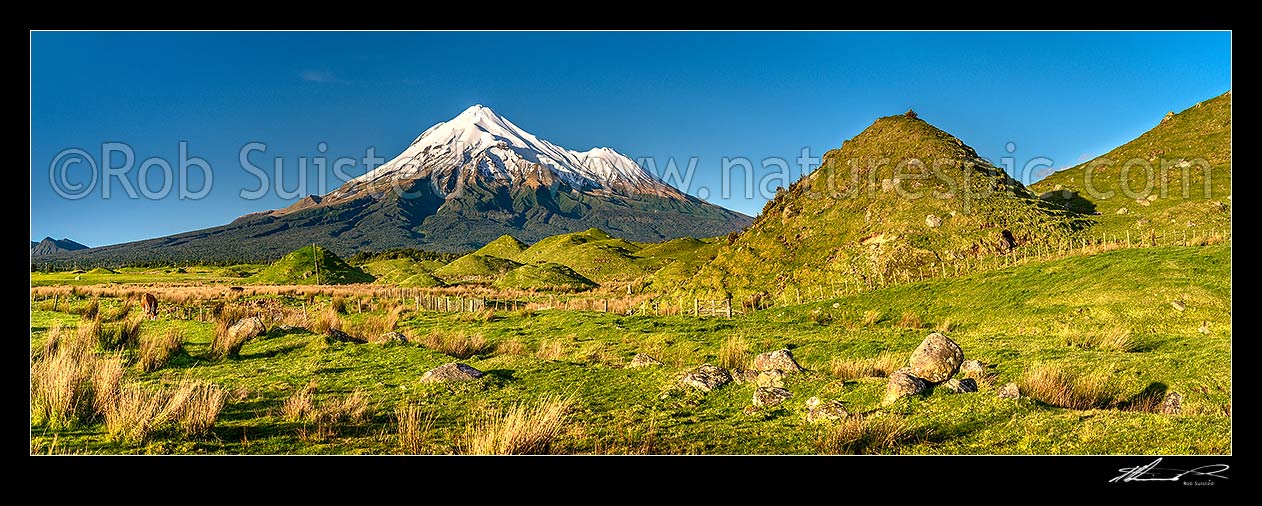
[514,228,650,283]
[1031,91,1231,238]
[677,112,1087,303]
[494,263,598,292]
[432,254,522,285]
[472,234,528,260]
[249,245,375,285]
[361,258,446,287]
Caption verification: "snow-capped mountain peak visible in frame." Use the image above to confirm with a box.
[347,105,680,198]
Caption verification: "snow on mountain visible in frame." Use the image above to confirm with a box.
[344,105,681,199]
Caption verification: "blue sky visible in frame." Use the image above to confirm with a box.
[30,31,1231,247]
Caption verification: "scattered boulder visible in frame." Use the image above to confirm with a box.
[1161,111,1174,124]
[1116,207,1128,215]
[730,368,759,385]
[1160,392,1183,415]
[680,364,732,392]
[753,349,803,373]
[1198,321,1211,335]
[228,317,266,342]
[419,363,484,383]
[326,328,365,344]
[882,369,928,406]
[997,382,1021,399]
[804,396,850,423]
[960,359,987,379]
[925,214,941,228]
[756,369,786,388]
[908,333,964,383]
[371,331,407,345]
[1170,300,1186,312]
[939,378,978,394]
[628,353,663,368]
[752,387,793,407]
[1136,198,1151,207]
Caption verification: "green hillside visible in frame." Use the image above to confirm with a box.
[249,245,375,285]
[494,263,598,292]
[473,234,528,259]
[432,254,522,285]
[514,228,652,283]
[678,112,1089,304]
[1031,91,1231,238]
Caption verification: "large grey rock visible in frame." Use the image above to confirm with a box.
[997,382,1021,399]
[908,333,964,383]
[882,370,928,406]
[804,396,850,423]
[371,331,407,345]
[228,317,266,341]
[960,359,987,379]
[730,368,759,385]
[420,363,484,383]
[628,353,663,369]
[939,378,978,394]
[753,349,802,373]
[1160,392,1183,415]
[752,387,792,407]
[680,364,732,392]
[756,369,786,388]
[326,328,365,344]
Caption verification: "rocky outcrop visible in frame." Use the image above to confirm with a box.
[419,363,485,383]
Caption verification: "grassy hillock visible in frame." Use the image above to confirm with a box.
[494,263,597,292]
[249,245,374,285]
[432,254,522,285]
[361,258,445,288]
[513,228,652,284]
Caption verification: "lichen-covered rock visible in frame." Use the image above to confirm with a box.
[680,364,732,392]
[882,370,928,405]
[628,353,663,368]
[939,378,978,394]
[730,368,759,384]
[420,362,485,383]
[753,349,803,373]
[908,333,964,383]
[1160,392,1183,414]
[960,359,987,379]
[371,331,407,345]
[804,396,850,423]
[229,317,266,341]
[756,369,786,388]
[753,387,792,407]
[998,382,1021,399]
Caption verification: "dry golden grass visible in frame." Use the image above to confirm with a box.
[138,328,184,372]
[99,301,132,322]
[344,305,403,341]
[396,402,437,455]
[91,354,124,416]
[457,309,497,323]
[830,352,904,381]
[814,414,911,454]
[104,385,167,444]
[30,345,93,428]
[210,312,263,360]
[416,330,490,359]
[1019,363,1120,410]
[308,306,341,335]
[896,312,924,329]
[860,309,883,327]
[163,381,228,437]
[535,340,567,361]
[1062,326,1139,352]
[282,381,318,421]
[99,317,144,350]
[496,338,528,357]
[461,396,574,455]
[315,390,370,425]
[717,335,749,370]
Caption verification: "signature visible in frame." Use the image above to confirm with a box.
[1110,458,1229,483]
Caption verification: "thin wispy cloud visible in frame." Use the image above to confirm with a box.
[300,70,339,83]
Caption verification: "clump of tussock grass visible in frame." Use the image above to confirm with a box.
[30,319,123,430]
[417,330,489,359]
[457,309,498,324]
[100,317,144,350]
[896,312,924,329]
[99,300,133,322]
[496,338,528,357]
[75,298,100,320]
[860,309,883,327]
[396,402,437,455]
[282,381,318,421]
[103,385,167,444]
[331,296,348,314]
[138,328,184,372]
[162,380,228,437]
[814,414,912,454]
[1019,363,1121,410]
[307,306,342,335]
[91,353,125,416]
[830,352,904,381]
[313,390,370,426]
[717,335,749,370]
[535,340,567,361]
[1061,326,1140,352]
[209,310,263,360]
[461,396,574,455]
[344,305,403,341]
